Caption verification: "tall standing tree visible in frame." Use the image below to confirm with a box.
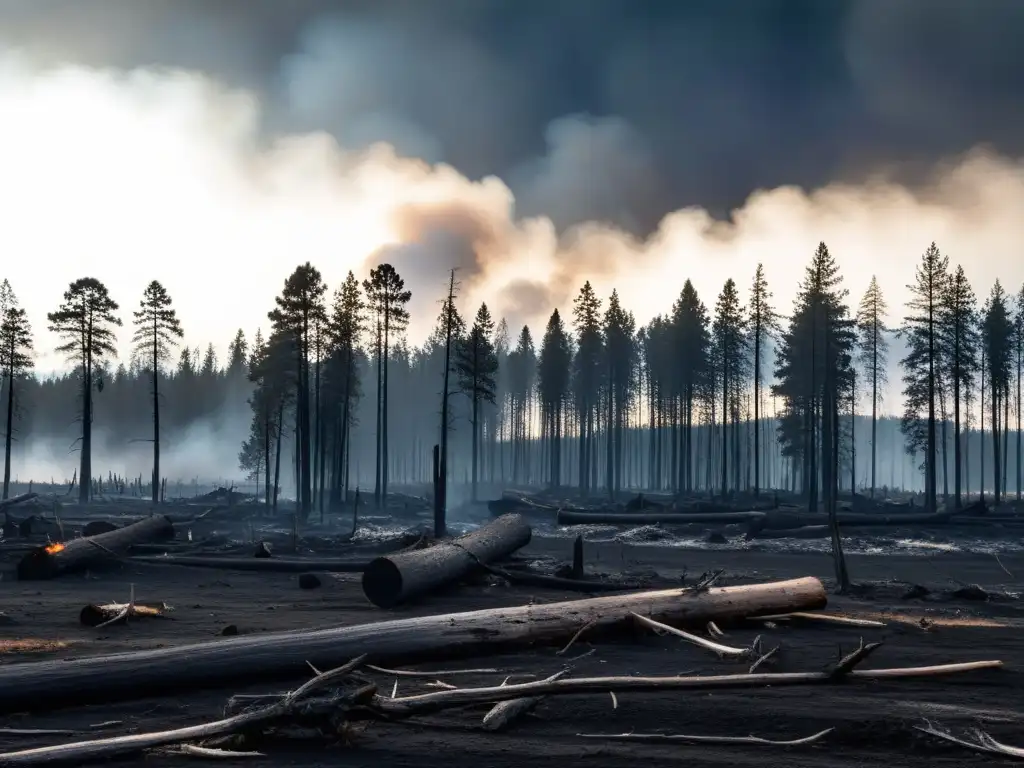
[455,303,499,500]
[772,243,855,591]
[363,263,411,508]
[748,264,778,497]
[899,242,948,514]
[48,278,122,504]
[982,280,1014,506]
[507,325,536,485]
[327,271,366,508]
[939,266,979,508]
[672,281,710,493]
[572,281,604,496]
[603,291,635,497]
[1015,283,1024,500]
[269,263,327,520]
[537,309,572,489]
[0,282,33,499]
[131,281,184,504]
[856,276,890,498]
[713,278,747,498]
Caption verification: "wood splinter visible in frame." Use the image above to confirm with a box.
[632,612,758,659]
[482,670,567,732]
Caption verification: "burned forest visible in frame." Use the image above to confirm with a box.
[2,240,1024,768]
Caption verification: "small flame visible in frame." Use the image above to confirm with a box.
[44,542,66,554]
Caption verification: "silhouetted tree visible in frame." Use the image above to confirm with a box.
[713,278,747,497]
[572,281,603,496]
[269,263,327,520]
[456,303,499,500]
[0,281,32,499]
[603,290,635,496]
[899,242,947,513]
[939,266,979,507]
[47,278,122,504]
[748,264,778,498]
[856,276,889,499]
[982,280,1014,505]
[538,309,572,489]
[131,280,184,504]
[363,263,411,508]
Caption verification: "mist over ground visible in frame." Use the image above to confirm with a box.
[0,1,1020,488]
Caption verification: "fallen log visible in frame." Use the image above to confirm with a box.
[0,493,39,512]
[0,577,827,713]
[361,513,532,608]
[127,555,371,573]
[557,510,766,526]
[756,509,956,532]
[16,515,174,580]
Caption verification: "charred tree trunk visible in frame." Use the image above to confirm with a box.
[0,577,827,713]
[17,515,174,580]
[362,513,532,608]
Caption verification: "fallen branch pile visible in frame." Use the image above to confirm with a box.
[0,639,1002,766]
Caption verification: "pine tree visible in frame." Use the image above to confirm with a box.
[131,281,184,504]
[327,271,366,508]
[572,281,603,495]
[982,280,1014,505]
[455,303,499,500]
[672,280,710,493]
[1014,283,1024,501]
[508,325,536,484]
[603,291,635,497]
[269,263,327,520]
[47,278,122,504]
[747,264,777,497]
[939,266,979,507]
[0,281,32,499]
[899,243,948,513]
[538,309,572,489]
[713,278,747,497]
[856,276,890,498]
[363,263,411,508]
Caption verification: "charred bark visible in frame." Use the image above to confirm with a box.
[16,515,174,580]
[362,513,532,608]
[0,577,827,714]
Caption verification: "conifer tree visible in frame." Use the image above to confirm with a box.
[132,280,184,504]
[0,281,32,500]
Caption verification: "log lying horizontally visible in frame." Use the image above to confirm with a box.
[16,515,174,580]
[0,577,826,713]
[361,513,532,608]
[557,510,766,526]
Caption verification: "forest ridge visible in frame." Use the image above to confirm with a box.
[0,240,1021,516]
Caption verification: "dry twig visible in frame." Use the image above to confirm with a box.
[915,720,1024,759]
[556,621,596,656]
[371,656,1001,718]
[577,727,834,746]
[632,612,756,659]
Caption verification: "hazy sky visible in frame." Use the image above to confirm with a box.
[0,0,1021,395]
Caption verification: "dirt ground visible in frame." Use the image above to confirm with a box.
[2,532,1024,767]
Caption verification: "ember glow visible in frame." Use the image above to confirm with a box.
[44,542,65,554]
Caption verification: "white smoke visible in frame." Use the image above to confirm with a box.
[0,53,1022,480]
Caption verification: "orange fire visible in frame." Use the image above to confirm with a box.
[44,542,66,555]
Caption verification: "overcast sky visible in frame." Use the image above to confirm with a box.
[0,0,1021,404]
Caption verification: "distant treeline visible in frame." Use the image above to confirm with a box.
[0,238,1021,517]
